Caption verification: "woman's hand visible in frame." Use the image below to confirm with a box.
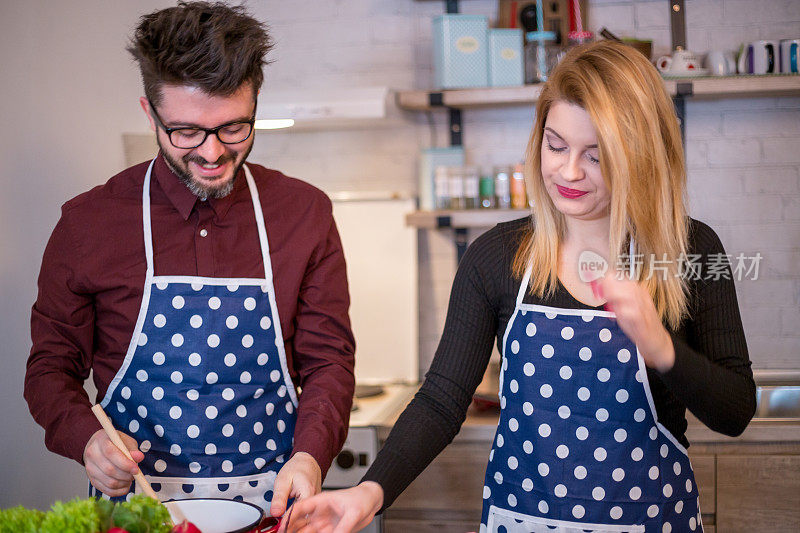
[282,481,384,533]
[592,273,675,372]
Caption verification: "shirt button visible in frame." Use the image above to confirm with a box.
[200,229,208,237]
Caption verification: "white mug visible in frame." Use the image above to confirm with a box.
[751,40,779,74]
[780,39,800,73]
[656,49,700,74]
[705,50,735,76]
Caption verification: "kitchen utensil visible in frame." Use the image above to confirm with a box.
[705,50,735,76]
[751,40,779,74]
[656,49,700,74]
[164,498,264,533]
[91,404,188,524]
[780,39,800,73]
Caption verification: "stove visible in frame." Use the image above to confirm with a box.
[322,383,418,532]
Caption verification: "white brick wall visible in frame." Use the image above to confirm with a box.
[248,0,800,372]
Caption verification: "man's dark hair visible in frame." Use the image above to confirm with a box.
[127,1,273,106]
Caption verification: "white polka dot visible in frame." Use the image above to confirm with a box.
[186,315,201,329]
[502,358,508,371]
[507,494,517,507]
[206,372,218,384]
[227,283,239,292]
[597,368,610,382]
[647,505,659,518]
[154,425,164,437]
[634,408,646,422]
[189,462,201,474]
[205,443,217,455]
[116,402,126,413]
[222,424,234,437]
[236,405,247,417]
[483,486,491,499]
[616,348,631,363]
[675,500,684,514]
[139,440,151,453]
[244,297,257,311]
[136,405,147,418]
[239,441,251,454]
[129,420,139,433]
[254,457,266,469]
[578,387,591,401]
[267,439,277,451]
[508,456,518,470]
[510,340,520,354]
[674,462,682,475]
[156,281,168,290]
[554,484,567,498]
[556,445,569,459]
[152,352,165,365]
[579,347,592,361]
[207,334,220,348]
[661,444,669,458]
[649,466,660,480]
[582,314,594,322]
[500,396,506,409]
[257,353,269,365]
[614,428,628,442]
[254,388,264,400]
[172,296,185,309]
[285,402,294,414]
[208,296,221,310]
[191,282,203,291]
[596,408,609,422]
[522,478,534,492]
[136,369,148,382]
[612,468,625,482]
[523,362,535,376]
[523,402,534,416]
[170,444,181,456]
[523,440,533,454]
[544,311,556,319]
[188,353,201,366]
[121,387,131,399]
[561,327,574,340]
[170,371,183,384]
[152,387,164,400]
[631,447,644,461]
[494,471,503,484]
[558,405,571,419]
[539,501,549,514]
[260,316,272,329]
[169,333,183,347]
[559,365,573,379]
[689,517,697,530]
[277,420,286,433]
[169,406,182,419]
[595,447,608,461]
[219,388,233,402]
[225,315,238,329]
[610,506,623,520]
[222,353,237,367]
[576,426,589,440]
[222,460,233,473]
[592,487,605,500]
[616,389,629,403]
[540,384,553,398]
[663,522,672,533]
[686,479,693,493]
[278,385,287,398]
[572,505,585,519]
[509,379,519,393]
[538,423,551,437]
[240,371,252,384]
[153,314,166,328]
[630,486,641,500]
[187,425,200,439]
[574,465,587,479]
[154,460,167,472]
[270,369,281,382]
[137,333,148,346]
[650,426,659,440]
[265,403,274,415]
[599,328,612,342]
[509,418,519,432]
[541,344,554,358]
[526,323,537,336]
[537,462,549,476]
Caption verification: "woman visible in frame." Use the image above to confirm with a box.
[287,41,756,533]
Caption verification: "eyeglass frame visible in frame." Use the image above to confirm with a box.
[148,100,257,149]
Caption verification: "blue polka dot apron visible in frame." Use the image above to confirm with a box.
[90,159,298,510]
[481,264,703,533]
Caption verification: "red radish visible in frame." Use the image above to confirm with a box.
[171,521,202,533]
[107,529,131,533]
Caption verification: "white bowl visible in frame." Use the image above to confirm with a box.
[164,498,264,533]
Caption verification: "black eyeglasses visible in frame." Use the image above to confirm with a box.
[149,101,256,149]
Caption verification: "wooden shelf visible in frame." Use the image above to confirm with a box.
[396,74,800,110]
[406,209,529,229]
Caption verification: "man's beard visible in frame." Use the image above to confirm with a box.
[157,137,253,199]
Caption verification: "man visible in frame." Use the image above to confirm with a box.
[24,1,355,519]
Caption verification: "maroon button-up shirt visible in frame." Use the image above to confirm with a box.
[25,155,355,477]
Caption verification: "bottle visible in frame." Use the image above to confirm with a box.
[511,163,527,209]
[463,166,480,209]
[434,165,450,210]
[494,166,511,209]
[479,167,496,209]
[448,166,465,210]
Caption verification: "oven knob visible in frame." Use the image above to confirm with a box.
[336,450,356,469]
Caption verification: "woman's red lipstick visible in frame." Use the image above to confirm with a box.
[556,185,588,199]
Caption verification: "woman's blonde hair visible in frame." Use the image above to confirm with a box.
[513,40,689,329]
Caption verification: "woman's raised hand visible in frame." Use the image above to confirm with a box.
[283,481,384,533]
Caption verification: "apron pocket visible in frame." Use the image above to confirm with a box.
[145,471,278,510]
[486,505,645,533]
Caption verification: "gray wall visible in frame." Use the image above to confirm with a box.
[1,0,799,511]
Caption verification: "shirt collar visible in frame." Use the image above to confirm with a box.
[152,153,247,221]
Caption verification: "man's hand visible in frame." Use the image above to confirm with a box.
[270,452,322,518]
[83,428,143,496]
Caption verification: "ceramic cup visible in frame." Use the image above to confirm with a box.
[656,49,700,74]
[750,40,779,74]
[706,50,735,76]
[780,39,800,73]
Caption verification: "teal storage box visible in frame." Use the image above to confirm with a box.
[432,14,489,88]
[489,29,524,86]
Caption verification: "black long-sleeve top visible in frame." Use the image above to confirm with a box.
[363,216,756,509]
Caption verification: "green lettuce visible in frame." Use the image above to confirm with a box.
[0,506,45,533]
